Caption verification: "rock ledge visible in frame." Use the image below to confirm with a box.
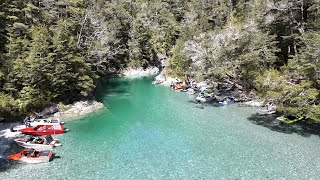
[46,100,105,121]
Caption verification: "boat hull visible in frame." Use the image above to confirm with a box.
[8,149,53,163]
[276,116,303,124]
[20,158,50,163]
[16,143,53,150]
[219,98,235,106]
[11,119,64,132]
[19,125,66,136]
[20,131,64,136]
[196,97,215,103]
[14,139,60,150]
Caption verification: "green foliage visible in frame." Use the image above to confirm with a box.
[287,31,320,84]
[255,69,319,123]
[308,105,320,123]
[167,41,190,78]
[276,81,319,120]
[255,69,286,98]
[0,92,21,120]
[58,102,72,111]
[0,0,97,120]
[0,0,319,123]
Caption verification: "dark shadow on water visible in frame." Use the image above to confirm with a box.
[0,159,20,173]
[247,113,320,138]
[94,78,132,102]
[0,123,26,171]
[210,103,221,107]
[0,139,23,172]
[94,76,155,102]
[187,100,215,109]
[187,100,199,105]
[186,99,228,109]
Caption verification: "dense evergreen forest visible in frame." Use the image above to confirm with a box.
[0,0,319,122]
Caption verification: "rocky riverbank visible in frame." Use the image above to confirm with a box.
[153,69,276,111]
[153,70,177,86]
[121,67,160,78]
[41,100,105,121]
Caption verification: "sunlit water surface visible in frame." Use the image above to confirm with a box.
[1,77,320,179]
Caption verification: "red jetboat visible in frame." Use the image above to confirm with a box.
[8,149,53,163]
[19,125,68,136]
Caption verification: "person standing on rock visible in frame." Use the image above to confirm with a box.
[23,116,30,127]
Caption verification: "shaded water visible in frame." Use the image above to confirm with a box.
[1,77,320,179]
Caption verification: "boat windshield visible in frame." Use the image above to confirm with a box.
[27,137,35,142]
[51,119,59,123]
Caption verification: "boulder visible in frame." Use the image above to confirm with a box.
[153,71,179,86]
[122,67,159,77]
[52,100,105,121]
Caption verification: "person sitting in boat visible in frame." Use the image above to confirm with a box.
[34,137,44,144]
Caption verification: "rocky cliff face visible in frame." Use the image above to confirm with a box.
[121,67,160,78]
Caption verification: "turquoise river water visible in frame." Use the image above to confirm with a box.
[1,77,320,179]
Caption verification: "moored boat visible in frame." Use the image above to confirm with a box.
[14,135,61,150]
[19,125,68,136]
[187,88,199,95]
[11,118,65,132]
[180,87,189,92]
[171,82,187,90]
[8,148,53,163]
[276,116,304,124]
[219,97,235,106]
[196,92,215,103]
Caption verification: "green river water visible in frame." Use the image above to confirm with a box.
[1,77,320,179]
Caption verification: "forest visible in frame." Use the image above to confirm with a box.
[0,0,319,122]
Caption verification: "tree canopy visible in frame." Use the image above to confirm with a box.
[0,0,319,122]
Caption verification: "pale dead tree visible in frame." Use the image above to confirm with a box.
[267,0,307,55]
[183,40,208,67]
[268,0,305,31]
[77,10,89,47]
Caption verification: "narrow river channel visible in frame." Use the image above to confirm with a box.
[1,77,320,179]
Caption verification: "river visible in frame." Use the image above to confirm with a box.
[1,77,320,179]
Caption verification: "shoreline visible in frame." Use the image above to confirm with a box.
[121,66,160,78]
[47,100,105,122]
[153,69,274,110]
[0,65,271,125]
[1,76,320,179]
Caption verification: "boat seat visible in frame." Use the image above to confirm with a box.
[39,150,50,157]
